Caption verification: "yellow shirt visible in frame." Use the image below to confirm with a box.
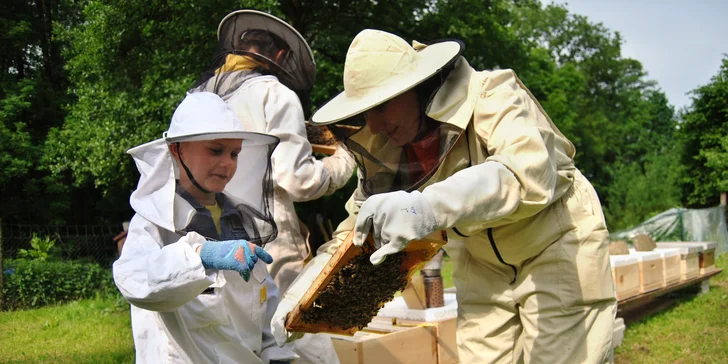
[204,203,222,235]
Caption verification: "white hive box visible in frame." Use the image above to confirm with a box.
[629,249,664,293]
[655,248,681,287]
[658,242,717,274]
[610,255,640,300]
[655,242,702,280]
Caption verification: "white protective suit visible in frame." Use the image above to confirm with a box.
[210,73,345,364]
[276,31,617,364]
[113,96,298,363]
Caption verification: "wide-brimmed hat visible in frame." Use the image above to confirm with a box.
[311,29,462,125]
[217,9,315,92]
[164,91,278,146]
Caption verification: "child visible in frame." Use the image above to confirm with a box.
[113,92,297,364]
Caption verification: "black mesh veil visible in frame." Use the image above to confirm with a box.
[226,139,278,246]
[172,128,280,246]
[190,10,316,116]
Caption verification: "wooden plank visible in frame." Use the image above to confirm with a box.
[286,230,447,335]
[312,143,337,155]
[401,274,427,310]
[617,268,722,313]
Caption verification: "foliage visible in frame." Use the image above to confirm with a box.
[17,233,58,261]
[0,0,87,224]
[679,56,728,207]
[2,259,116,310]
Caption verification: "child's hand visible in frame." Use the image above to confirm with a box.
[198,240,273,281]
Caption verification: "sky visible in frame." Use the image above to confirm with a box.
[553,0,728,111]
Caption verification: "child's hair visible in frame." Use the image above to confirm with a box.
[237,29,289,60]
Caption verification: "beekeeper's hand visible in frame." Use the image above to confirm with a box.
[198,240,273,281]
[271,254,331,347]
[354,190,439,265]
[322,144,356,194]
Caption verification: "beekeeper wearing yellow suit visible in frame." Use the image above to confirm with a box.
[191,10,351,364]
[272,29,616,364]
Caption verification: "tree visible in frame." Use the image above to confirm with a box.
[679,56,728,206]
[0,0,85,224]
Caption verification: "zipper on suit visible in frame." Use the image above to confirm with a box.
[452,227,518,284]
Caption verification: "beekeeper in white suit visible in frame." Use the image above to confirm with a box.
[113,92,297,363]
[190,10,350,364]
[272,29,617,364]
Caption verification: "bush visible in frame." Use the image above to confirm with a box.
[2,259,117,310]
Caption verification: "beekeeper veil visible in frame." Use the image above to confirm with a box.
[127,91,280,245]
[190,10,316,116]
[310,30,464,195]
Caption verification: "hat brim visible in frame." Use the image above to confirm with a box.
[310,41,463,125]
[165,131,279,147]
[217,10,314,67]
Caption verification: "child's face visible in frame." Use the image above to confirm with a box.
[171,139,243,193]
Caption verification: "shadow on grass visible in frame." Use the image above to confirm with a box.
[619,285,702,326]
[2,348,134,364]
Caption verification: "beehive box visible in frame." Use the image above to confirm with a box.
[655,248,681,287]
[629,249,664,293]
[658,242,717,274]
[328,316,457,364]
[610,255,640,300]
[655,242,702,280]
[329,324,439,364]
[286,230,447,335]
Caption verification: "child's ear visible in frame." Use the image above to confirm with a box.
[169,143,180,160]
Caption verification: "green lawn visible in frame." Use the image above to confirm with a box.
[0,294,134,363]
[0,254,725,363]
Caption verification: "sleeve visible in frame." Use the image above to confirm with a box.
[261,272,299,362]
[262,81,332,201]
[112,215,215,312]
[422,70,575,233]
[316,170,368,256]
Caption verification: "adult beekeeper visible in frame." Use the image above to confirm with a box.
[272,29,616,364]
[190,10,351,364]
[114,92,297,363]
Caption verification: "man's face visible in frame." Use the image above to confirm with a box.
[171,139,243,193]
[364,91,420,147]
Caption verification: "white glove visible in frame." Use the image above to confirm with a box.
[322,144,356,194]
[354,190,439,265]
[271,253,331,347]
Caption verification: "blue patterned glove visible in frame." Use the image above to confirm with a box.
[199,240,273,281]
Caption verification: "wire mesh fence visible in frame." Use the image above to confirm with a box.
[0,222,126,267]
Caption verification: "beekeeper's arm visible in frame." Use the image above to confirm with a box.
[112,215,215,312]
[263,81,355,201]
[355,70,574,263]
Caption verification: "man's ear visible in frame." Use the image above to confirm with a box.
[274,49,286,64]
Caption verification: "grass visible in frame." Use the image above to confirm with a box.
[0,255,724,363]
[614,254,728,363]
[0,294,134,363]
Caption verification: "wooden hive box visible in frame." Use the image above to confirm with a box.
[327,323,438,364]
[628,249,664,294]
[286,230,447,335]
[655,242,702,280]
[610,255,640,300]
[655,248,681,287]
